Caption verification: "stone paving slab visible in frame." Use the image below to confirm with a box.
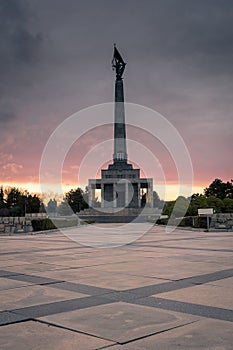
[76,274,166,290]
[5,273,60,285]
[39,302,200,344]
[0,226,233,349]
[2,262,66,274]
[154,283,233,310]
[64,259,229,281]
[0,260,31,268]
[107,319,233,349]
[0,278,32,291]
[0,320,115,350]
[35,268,168,290]
[207,276,233,287]
[30,267,118,281]
[0,284,86,311]
[35,254,148,268]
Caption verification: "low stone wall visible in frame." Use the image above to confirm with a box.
[210,213,233,229]
[0,214,47,234]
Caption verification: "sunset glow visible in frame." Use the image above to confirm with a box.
[0,180,205,202]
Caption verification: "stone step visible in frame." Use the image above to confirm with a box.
[78,207,161,217]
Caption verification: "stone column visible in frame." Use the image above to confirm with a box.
[88,182,95,207]
[113,79,128,162]
[113,182,117,208]
[91,188,96,207]
[125,181,129,207]
[148,180,153,207]
[101,183,104,208]
[138,183,141,208]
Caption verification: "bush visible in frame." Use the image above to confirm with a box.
[156,218,168,225]
[156,215,209,228]
[31,218,56,231]
[192,216,209,229]
[31,218,78,231]
[82,219,95,224]
[178,217,193,227]
[178,216,208,228]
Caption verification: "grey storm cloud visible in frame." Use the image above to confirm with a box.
[0,0,43,64]
[0,0,232,185]
[1,1,233,93]
[0,108,16,125]
[0,0,43,122]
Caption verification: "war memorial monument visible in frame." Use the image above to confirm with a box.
[84,46,154,222]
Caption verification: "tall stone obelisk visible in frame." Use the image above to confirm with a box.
[112,45,128,165]
[88,46,153,211]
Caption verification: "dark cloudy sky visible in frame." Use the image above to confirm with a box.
[0,0,232,197]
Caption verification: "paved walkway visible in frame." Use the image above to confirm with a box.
[0,225,232,349]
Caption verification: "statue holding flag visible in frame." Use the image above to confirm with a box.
[112,44,126,80]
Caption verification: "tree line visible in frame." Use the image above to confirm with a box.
[0,186,88,217]
[163,179,233,218]
[0,178,232,217]
[0,187,41,216]
[47,187,89,216]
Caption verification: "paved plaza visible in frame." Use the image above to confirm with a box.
[0,224,232,349]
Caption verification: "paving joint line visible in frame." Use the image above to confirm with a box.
[10,296,115,319]
[0,311,32,326]
[1,268,233,325]
[1,267,233,298]
[35,319,116,344]
[118,320,200,345]
[1,286,232,326]
[132,297,233,322]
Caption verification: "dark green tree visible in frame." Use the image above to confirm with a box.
[206,196,223,213]
[25,194,41,213]
[162,200,175,217]
[172,196,190,218]
[204,179,233,199]
[0,186,8,216]
[5,187,22,209]
[0,187,5,209]
[65,187,88,213]
[3,187,41,216]
[187,194,208,216]
[222,198,233,213]
[5,187,24,215]
[162,196,190,219]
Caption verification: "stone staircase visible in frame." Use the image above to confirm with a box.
[78,207,161,223]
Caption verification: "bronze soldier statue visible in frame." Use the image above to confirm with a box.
[112,44,126,80]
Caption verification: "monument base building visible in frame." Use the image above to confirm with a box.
[89,162,153,209]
